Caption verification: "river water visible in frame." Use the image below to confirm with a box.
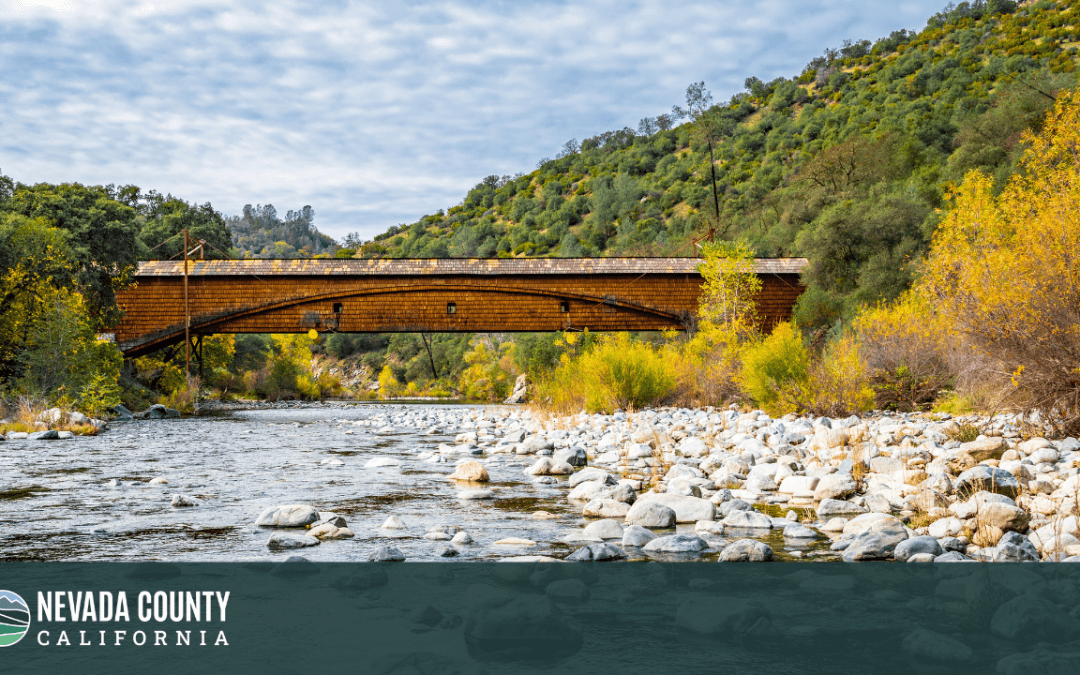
[0,403,833,562]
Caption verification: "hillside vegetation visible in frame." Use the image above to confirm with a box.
[347,0,1079,334]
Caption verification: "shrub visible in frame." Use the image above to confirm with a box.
[802,332,876,417]
[538,333,676,414]
[737,321,810,416]
[854,293,957,411]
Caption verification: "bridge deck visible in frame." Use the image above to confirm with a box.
[112,257,807,357]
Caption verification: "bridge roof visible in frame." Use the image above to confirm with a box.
[134,257,808,277]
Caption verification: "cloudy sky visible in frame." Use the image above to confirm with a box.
[3,0,948,241]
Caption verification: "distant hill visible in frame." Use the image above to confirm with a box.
[226,204,338,259]
[355,0,1080,331]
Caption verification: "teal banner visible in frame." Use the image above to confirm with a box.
[1,563,1077,674]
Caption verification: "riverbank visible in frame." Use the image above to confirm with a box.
[3,401,1076,562]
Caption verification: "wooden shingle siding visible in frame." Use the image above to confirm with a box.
[112,258,807,357]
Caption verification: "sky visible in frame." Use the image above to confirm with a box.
[2,0,950,242]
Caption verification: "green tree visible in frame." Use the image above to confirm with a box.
[6,182,139,327]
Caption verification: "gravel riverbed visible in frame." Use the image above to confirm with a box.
[3,401,1078,563]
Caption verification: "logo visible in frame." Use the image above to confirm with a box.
[0,591,30,647]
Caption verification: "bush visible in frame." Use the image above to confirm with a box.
[737,321,810,416]
[854,293,957,411]
[540,333,676,414]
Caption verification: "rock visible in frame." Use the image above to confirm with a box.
[961,437,1007,462]
[954,465,1020,497]
[582,498,630,518]
[928,517,963,539]
[719,499,753,517]
[906,553,937,563]
[721,509,773,530]
[820,517,849,532]
[368,546,406,562]
[266,532,320,550]
[517,436,553,455]
[695,520,724,536]
[991,594,1080,642]
[813,473,858,501]
[622,524,658,547]
[995,643,1080,675]
[365,458,403,468]
[863,493,893,513]
[716,539,774,562]
[962,492,1028,532]
[582,519,624,540]
[464,596,583,652]
[457,489,495,500]
[991,532,1040,562]
[815,499,868,517]
[778,476,819,494]
[566,543,627,561]
[492,538,535,546]
[553,447,588,467]
[28,430,59,440]
[436,545,459,557]
[448,461,490,482]
[843,512,904,536]
[567,480,606,502]
[148,477,168,485]
[934,551,974,562]
[331,566,389,592]
[545,578,590,601]
[642,534,708,554]
[110,404,134,420]
[607,483,637,504]
[900,627,974,662]
[255,504,319,528]
[504,374,528,404]
[667,478,702,497]
[308,523,354,540]
[568,468,615,488]
[782,523,817,539]
[842,520,909,561]
[943,451,978,475]
[170,494,198,507]
[623,501,676,528]
[676,594,771,634]
[409,606,444,627]
[525,457,573,476]
[893,536,942,562]
[635,493,715,523]
[381,515,407,529]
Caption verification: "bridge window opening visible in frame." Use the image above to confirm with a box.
[560,301,569,313]
[446,302,456,315]
[333,303,343,313]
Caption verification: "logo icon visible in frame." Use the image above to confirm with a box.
[0,591,29,647]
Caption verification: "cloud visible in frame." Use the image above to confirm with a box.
[1,0,947,240]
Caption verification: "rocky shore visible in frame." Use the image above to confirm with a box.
[246,402,1080,563]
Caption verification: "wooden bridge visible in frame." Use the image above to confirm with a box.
[109,258,807,358]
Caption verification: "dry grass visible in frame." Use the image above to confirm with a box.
[947,423,981,443]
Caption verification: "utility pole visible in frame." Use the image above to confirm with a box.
[183,229,191,387]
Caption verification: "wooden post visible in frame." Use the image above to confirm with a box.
[183,228,191,386]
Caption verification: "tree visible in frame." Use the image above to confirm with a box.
[6,182,139,328]
[0,214,74,378]
[921,89,1080,433]
[673,82,724,235]
[138,198,233,260]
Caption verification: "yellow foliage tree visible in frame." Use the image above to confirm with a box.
[921,88,1080,432]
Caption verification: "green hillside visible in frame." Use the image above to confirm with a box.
[350,0,1079,333]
